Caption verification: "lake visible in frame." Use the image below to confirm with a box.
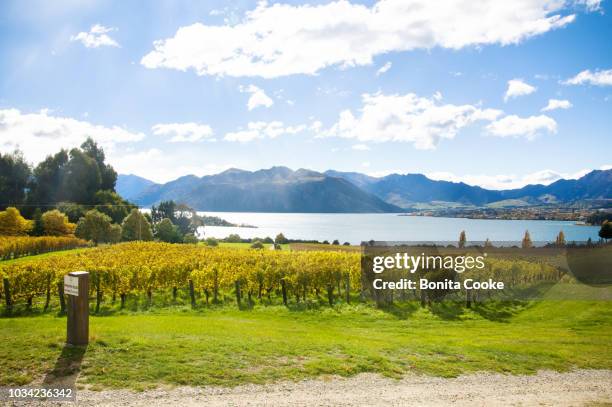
[199,212,601,245]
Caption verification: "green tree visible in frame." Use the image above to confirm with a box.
[108,224,122,244]
[62,149,101,204]
[75,210,114,245]
[81,137,117,191]
[226,233,242,243]
[458,230,467,248]
[0,150,31,210]
[151,201,176,224]
[94,190,136,224]
[522,230,533,248]
[250,240,264,249]
[155,218,182,243]
[27,150,68,210]
[121,209,153,241]
[206,237,219,247]
[183,234,199,244]
[275,233,288,244]
[41,209,76,236]
[30,208,44,236]
[599,220,612,242]
[0,207,32,235]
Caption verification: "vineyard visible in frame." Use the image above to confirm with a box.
[0,236,89,261]
[0,242,360,311]
[0,241,570,314]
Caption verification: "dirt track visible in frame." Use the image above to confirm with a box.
[31,369,611,406]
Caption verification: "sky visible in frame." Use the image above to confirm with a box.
[0,0,611,189]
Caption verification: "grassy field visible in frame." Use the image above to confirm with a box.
[1,297,610,390]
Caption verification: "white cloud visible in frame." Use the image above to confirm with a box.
[562,69,612,86]
[541,98,572,111]
[426,168,594,190]
[224,121,306,142]
[504,79,536,101]
[352,144,370,150]
[239,85,274,110]
[70,24,119,48]
[376,61,392,76]
[486,114,556,139]
[322,92,502,149]
[151,122,214,142]
[0,108,144,164]
[109,148,235,183]
[141,0,582,78]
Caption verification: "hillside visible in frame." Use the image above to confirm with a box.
[120,168,611,211]
[131,167,401,212]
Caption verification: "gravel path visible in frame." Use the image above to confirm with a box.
[24,369,611,406]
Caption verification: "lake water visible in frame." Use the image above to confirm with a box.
[199,212,601,245]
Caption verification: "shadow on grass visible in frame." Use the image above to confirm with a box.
[42,344,87,387]
[472,300,530,322]
[377,301,420,320]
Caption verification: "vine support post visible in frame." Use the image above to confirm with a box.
[189,279,196,308]
[280,279,288,306]
[58,281,66,313]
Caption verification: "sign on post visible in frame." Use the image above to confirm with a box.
[66,271,89,346]
[64,275,79,296]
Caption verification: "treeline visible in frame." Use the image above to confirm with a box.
[0,138,135,223]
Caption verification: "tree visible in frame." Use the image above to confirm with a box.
[332,239,340,245]
[108,224,122,244]
[275,233,288,244]
[183,234,199,244]
[151,201,176,224]
[41,209,76,236]
[62,149,101,204]
[250,239,264,249]
[31,208,44,236]
[555,231,566,247]
[0,207,32,235]
[206,237,219,247]
[226,233,241,243]
[121,209,153,241]
[599,220,612,242]
[458,230,467,248]
[27,150,68,210]
[522,230,533,249]
[484,238,493,248]
[95,190,136,224]
[75,210,114,245]
[0,150,31,209]
[155,218,182,243]
[81,137,117,191]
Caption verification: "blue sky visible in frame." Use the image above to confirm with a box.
[1,0,611,188]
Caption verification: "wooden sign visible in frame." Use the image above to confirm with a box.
[64,275,79,296]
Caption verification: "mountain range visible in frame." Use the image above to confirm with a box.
[117,167,612,212]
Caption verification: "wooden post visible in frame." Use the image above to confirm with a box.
[189,280,196,308]
[3,278,11,314]
[327,284,334,307]
[44,274,51,311]
[280,279,288,306]
[66,271,89,346]
[95,275,102,314]
[345,274,350,304]
[58,281,66,313]
[234,280,241,307]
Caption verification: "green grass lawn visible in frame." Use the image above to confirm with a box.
[1,298,610,390]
